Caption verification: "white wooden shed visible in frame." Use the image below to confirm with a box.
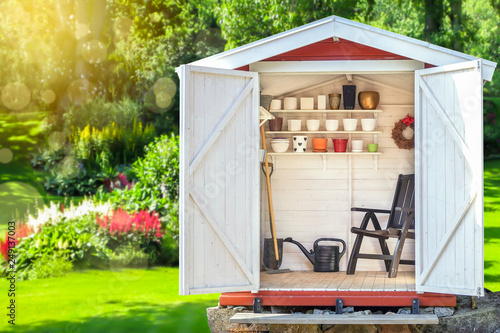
[176,15,496,307]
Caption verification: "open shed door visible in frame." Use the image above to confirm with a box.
[178,65,260,295]
[415,60,484,296]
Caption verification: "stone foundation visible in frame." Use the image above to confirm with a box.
[207,291,500,333]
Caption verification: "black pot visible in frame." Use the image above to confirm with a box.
[342,85,356,110]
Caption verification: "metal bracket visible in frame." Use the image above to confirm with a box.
[336,298,344,314]
[412,298,419,314]
[253,297,262,313]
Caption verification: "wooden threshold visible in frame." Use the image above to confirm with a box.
[260,270,415,291]
[230,313,439,325]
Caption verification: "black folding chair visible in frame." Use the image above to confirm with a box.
[346,174,415,278]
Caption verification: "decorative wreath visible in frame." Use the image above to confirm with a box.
[391,114,415,150]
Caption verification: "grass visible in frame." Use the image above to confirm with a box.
[0,268,219,333]
[484,159,500,292]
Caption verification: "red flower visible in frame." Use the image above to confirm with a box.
[96,208,163,238]
[402,114,415,126]
[0,223,35,262]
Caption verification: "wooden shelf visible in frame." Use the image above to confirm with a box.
[269,109,383,113]
[268,152,382,156]
[267,131,382,135]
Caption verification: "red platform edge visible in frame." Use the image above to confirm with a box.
[219,291,456,307]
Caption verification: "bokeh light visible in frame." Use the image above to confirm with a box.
[41,89,56,104]
[113,17,133,45]
[1,82,31,111]
[150,77,176,112]
[48,131,66,151]
[76,23,90,39]
[60,156,80,179]
[81,40,107,64]
[67,79,95,105]
[155,93,172,109]
[0,148,14,164]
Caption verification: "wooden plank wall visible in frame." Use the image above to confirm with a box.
[260,73,415,273]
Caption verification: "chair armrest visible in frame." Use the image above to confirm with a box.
[351,207,391,214]
[395,207,415,213]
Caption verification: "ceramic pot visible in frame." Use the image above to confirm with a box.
[325,119,339,131]
[300,97,314,110]
[342,119,358,131]
[269,117,283,131]
[284,97,298,110]
[343,85,356,110]
[306,119,320,131]
[312,138,327,150]
[332,138,348,152]
[288,119,302,131]
[352,140,363,152]
[270,99,282,110]
[358,91,380,110]
[293,136,308,153]
[271,138,290,153]
[328,94,341,110]
[367,143,378,152]
[361,118,377,131]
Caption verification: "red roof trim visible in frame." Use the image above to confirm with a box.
[262,38,410,62]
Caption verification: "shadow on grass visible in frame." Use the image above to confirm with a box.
[484,227,500,244]
[14,301,214,333]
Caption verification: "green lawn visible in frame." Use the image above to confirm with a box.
[0,268,219,333]
[484,159,500,292]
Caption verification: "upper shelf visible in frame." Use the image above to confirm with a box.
[266,131,383,135]
[269,109,383,113]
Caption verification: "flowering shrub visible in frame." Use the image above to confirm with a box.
[26,199,111,232]
[95,208,164,264]
[96,208,163,238]
[103,173,134,192]
[0,223,34,261]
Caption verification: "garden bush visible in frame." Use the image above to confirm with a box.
[27,252,74,280]
[0,198,170,280]
[99,134,180,265]
[484,97,500,157]
[63,97,142,130]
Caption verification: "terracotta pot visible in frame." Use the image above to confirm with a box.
[269,117,283,131]
[332,138,348,152]
[312,138,327,150]
[358,91,380,110]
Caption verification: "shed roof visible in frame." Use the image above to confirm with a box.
[190,15,496,81]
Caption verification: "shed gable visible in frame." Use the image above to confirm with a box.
[263,38,409,62]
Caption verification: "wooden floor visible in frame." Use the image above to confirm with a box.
[260,270,416,291]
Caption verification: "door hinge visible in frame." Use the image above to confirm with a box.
[477,61,481,72]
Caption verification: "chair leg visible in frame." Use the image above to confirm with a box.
[347,233,364,275]
[378,238,392,272]
[347,212,374,275]
[388,212,414,278]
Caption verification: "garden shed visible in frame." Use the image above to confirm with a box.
[176,15,496,316]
